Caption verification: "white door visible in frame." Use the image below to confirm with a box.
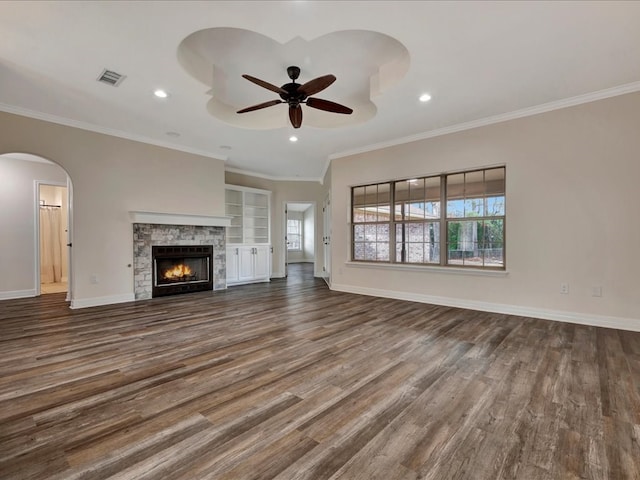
[322,192,331,285]
[226,246,239,284]
[254,245,270,280]
[238,246,255,282]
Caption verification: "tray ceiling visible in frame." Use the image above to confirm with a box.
[1,1,639,180]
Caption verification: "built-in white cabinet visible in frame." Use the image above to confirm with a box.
[225,185,272,286]
[226,245,270,286]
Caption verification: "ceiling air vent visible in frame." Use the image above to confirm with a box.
[96,68,126,87]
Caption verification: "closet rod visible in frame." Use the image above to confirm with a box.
[40,204,61,208]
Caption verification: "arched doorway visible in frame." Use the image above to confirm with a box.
[0,153,73,302]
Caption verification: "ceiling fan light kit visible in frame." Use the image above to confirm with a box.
[237,66,353,128]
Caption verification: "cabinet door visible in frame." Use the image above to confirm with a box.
[238,246,255,282]
[253,245,271,280]
[226,247,240,284]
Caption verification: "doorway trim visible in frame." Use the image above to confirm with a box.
[322,191,331,287]
[282,201,317,278]
[35,179,72,300]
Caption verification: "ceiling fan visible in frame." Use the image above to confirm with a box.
[237,66,353,129]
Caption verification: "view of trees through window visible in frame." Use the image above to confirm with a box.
[352,167,505,268]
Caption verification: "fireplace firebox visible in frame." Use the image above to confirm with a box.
[152,245,213,298]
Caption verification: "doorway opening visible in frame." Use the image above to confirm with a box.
[284,202,315,277]
[0,153,73,302]
[38,183,69,295]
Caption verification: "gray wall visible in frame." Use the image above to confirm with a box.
[0,111,226,307]
[330,91,640,329]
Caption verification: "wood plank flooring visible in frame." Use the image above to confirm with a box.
[1,263,639,479]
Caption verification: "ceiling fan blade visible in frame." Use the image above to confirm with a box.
[242,74,287,95]
[237,99,283,114]
[306,97,353,114]
[297,74,336,97]
[289,104,302,129]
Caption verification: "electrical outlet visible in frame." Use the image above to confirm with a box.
[592,286,602,297]
[560,283,569,294]
[90,274,99,284]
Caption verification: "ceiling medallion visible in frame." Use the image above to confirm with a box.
[177,28,409,130]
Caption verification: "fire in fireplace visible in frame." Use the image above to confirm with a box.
[152,245,213,297]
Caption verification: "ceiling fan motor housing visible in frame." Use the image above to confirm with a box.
[286,66,300,81]
[280,83,306,105]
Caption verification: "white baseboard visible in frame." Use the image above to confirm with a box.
[330,283,640,332]
[0,289,36,300]
[70,293,135,309]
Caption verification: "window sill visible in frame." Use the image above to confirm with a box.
[344,261,509,277]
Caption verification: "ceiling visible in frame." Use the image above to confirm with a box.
[1,1,639,182]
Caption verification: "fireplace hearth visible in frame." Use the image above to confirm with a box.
[152,245,213,297]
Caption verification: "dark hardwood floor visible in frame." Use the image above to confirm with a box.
[1,263,639,479]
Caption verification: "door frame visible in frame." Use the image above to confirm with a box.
[322,191,331,286]
[282,201,317,278]
[35,179,72,299]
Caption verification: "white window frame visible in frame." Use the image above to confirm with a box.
[287,218,303,252]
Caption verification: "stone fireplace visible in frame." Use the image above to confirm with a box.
[133,222,226,300]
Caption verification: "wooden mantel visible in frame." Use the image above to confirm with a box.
[128,211,232,227]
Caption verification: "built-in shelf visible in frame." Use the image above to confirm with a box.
[225,185,271,245]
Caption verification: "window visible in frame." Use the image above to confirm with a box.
[351,167,505,269]
[287,219,302,251]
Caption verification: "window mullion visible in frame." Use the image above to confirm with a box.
[389,182,396,263]
[440,175,447,266]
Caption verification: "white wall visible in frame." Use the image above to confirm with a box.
[0,156,68,297]
[0,111,227,307]
[330,92,640,330]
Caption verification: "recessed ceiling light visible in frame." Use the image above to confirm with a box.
[154,89,169,98]
[419,93,432,102]
[289,136,298,142]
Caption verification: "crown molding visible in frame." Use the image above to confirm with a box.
[3,79,639,183]
[319,155,332,185]
[329,80,640,161]
[224,166,321,183]
[0,103,228,162]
